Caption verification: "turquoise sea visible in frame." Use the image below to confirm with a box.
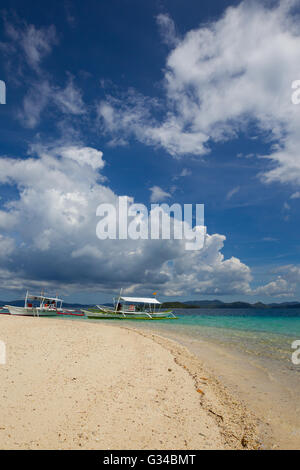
[107,308,300,367]
[52,306,300,368]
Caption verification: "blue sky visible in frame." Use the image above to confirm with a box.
[1,0,300,303]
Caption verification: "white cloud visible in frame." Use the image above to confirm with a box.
[2,18,85,128]
[1,6,299,299]
[226,186,240,200]
[282,201,291,220]
[21,24,57,71]
[54,77,86,115]
[57,146,104,170]
[18,77,86,128]
[0,235,15,259]
[99,0,300,187]
[255,276,293,297]
[254,262,300,297]
[0,144,253,297]
[18,80,51,128]
[179,168,191,177]
[162,238,252,296]
[173,168,192,180]
[156,13,179,47]
[98,95,208,155]
[254,264,300,298]
[64,2,77,28]
[4,20,58,72]
[150,185,171,202]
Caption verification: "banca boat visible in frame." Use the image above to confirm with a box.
[6,291,63,316]
[83,294,177,320]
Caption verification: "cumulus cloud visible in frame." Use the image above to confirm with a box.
[1,5,299,299]
[255,264,300,297]
[255,276,293,297]
[0,144,253,297]
[162,237,252,296]
[99,0,300,187]
[253,263,300,298]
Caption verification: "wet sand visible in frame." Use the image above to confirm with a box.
[0,316,261,449]
[121,322,300,449]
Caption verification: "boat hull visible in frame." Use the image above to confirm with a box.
[0,307,9,314]
[7,306,58,316]
[56,310,84,316]
[82,309,177,320]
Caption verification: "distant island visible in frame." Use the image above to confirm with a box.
[161,300,300,309]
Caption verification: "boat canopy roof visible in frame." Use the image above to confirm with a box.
[120,296,161,305]
[27,294,63,302]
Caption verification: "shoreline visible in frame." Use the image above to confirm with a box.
[120,326,266,449]
[0,315,263,450]
[118,322,300,449]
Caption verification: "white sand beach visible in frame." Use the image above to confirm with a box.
[0,316,261,450]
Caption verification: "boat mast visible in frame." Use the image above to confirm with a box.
[40,289,44,310]
[153,291,157,313]
[115,288,123,313]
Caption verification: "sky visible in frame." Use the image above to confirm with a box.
[1,0,300,303]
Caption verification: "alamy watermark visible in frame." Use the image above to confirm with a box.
[0,340,6,365]
[291,80,300,104]
[291,340,300,365]
[0,80,6,104]
[96,196,205,251]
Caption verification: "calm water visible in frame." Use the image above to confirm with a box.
[53,307,300,366]
[104,308,300,366]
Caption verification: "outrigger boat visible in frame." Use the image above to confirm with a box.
[6,291,63,316]
[83,292,177,320]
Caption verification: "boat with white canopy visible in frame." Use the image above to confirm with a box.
[7,291,63,316]
[83,291,177,320]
